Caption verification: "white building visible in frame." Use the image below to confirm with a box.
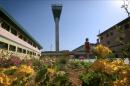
[0,6,42,59]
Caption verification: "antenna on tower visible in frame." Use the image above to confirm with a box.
[121,0,130,17]
[99,29,100,35]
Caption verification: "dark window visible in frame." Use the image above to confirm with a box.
[106,33,109,37]
[30,51,32,55]
[33,52,36,56]
[19,35,23,39]
[0,41,8,50]
[27,50,30,54]
[28,41,30,44]
[124,24,129,29]
[107,41,110,45]
[9,45,16,51]
[23,49,26,54]
[100,36,103,40]
[110,32,113,36]
[38,54,40,56]
[11,28,17,36]
[28,41,32,45]
[17,47,22,53]
[33,52,35,55]
[1,22,10,31]
[115,54,118,58]
[33,44,37,48]
[119,37,124,41]
[112,50,115,53]
[30,42,33,45]
[23,37,27,42]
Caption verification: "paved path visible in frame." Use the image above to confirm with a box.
[70,58,129,64]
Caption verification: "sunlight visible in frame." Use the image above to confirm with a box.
[114,0,124,7]
[113,0,130,7]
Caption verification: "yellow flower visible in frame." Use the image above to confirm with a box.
[112,59,124,66]
[47,68,55,74]
[94,44,112,58]
[0,73,11,85]
[10,66,17,70]
[17,65,34,75]
[113,66,118,71]
[0,77,3,83]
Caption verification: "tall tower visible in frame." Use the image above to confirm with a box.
[52,4,62,53]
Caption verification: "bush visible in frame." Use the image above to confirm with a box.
[80,59,130,86]
[93,44,112,59]
[0,65,35,86]
[68,61,91,69]
[80,71,101,86]
[35,65,49,86]
[53,71,72,86]
[9,56,22,66]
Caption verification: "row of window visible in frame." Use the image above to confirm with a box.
[100,23,129,40]
[1,20,37,48]
[106,36,124,45]
[0,41,38,56]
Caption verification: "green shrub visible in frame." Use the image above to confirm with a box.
[35,65,49,86]
[52,73,72,86]
[80,71,101,86]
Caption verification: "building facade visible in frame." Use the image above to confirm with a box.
[98,17,130,57]
[0,6,42,59]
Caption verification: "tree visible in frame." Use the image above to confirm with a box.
[121,0,130,17]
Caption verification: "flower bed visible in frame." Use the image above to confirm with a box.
[0,44,130,86]
[0,56,72,86]
[0,65,35,86]
[80,44,130,86]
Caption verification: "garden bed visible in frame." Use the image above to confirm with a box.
[0,44,130,86]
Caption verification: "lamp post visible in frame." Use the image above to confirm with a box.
[52,4,62,53]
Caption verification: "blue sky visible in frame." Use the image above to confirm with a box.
[0,0,129,51]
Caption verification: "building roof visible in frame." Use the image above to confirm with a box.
[72,43,96,52]
[98,17,130,36]
[0,6,43,49]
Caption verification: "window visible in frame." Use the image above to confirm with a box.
[106,33,109,37]
[38,54,40,56]
[107,41,110,45]
[124,24,129,30]
[112,50,115,53]
[110,32,113,36]
[30,51,32,55]
[0,41,8,50]
[119,37,124,41]
[1,22,10,31]
[0,18,2,23]
[32,44,36,48]
[32,52,36,56]
[28,41,32,45]
[19,35,23,39]
[23,37,27,42]
[33,52,35,55]
[23,49,26,54]
[17,47,22,53]
[11,28,17,36]
[27,50,30,54]
[9,45,16,51]
[27,51,32,55]
[100,36,103,40]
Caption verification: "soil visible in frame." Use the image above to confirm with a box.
[67,68,85,86]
